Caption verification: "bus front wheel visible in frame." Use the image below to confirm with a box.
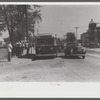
[32,55,37,61]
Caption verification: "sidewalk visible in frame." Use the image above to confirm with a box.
[0,47,35,63]
[86,48,100,55]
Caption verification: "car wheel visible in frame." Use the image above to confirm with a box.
[82,56,85,59]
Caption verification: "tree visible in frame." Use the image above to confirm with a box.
[66,32,76,43]
[25,5,42,55]
[0,5,42,44]
[0,5,26,43]
[27,5,42,37]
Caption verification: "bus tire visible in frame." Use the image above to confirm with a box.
[32,55,37,61]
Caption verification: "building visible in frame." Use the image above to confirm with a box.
[88,19,96,42]
[94,26,100,43]
[81,19,100,47]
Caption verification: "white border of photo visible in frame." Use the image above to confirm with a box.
[0,2,100,98]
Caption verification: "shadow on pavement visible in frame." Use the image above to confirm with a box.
[20,53,83,60]
[21,54,55,60]
[20,54,34,59]
[61,56,82,59]
[32,56,55,61]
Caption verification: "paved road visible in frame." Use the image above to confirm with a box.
[0,53,100,82]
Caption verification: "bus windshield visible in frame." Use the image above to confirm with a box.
[36,38,54,46]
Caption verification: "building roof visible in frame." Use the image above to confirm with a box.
[36,33,57,37]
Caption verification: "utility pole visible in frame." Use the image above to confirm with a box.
[25,5,28,42]
[74,27,79,42]
[25,5,29,55]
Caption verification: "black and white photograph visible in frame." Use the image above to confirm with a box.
[1,2,100,98]
[1,3,100,82]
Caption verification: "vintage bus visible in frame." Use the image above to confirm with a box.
[34,33,58,58]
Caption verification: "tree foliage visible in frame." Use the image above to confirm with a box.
[66,32,76,42]
[0,5,42,44]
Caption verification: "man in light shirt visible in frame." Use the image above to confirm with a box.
[7,41,13,62]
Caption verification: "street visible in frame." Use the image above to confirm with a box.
[0,53,100,82]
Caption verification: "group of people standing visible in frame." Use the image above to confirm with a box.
[14,41,25,58]
[7,41,29,62]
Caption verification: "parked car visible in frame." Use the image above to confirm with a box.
[64,42,86,59]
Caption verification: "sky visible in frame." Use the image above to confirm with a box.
[1,4,100,40]
[38,5,100,39]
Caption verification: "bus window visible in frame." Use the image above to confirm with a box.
[36,38,54,46]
